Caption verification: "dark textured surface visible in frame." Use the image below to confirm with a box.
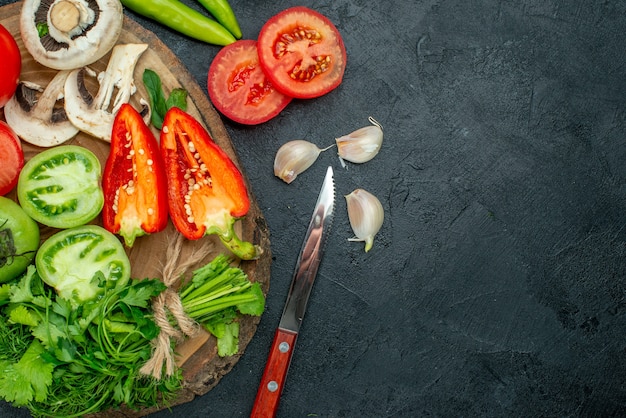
[1,0,625,417]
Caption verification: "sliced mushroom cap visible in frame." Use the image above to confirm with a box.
[20,0,123,70]
[4,70,79,147]
[64,43,150,141]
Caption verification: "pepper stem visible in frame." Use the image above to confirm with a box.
[207,217,262,260]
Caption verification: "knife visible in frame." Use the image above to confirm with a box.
[250,166,335,418]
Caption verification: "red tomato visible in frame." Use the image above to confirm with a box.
[0,121,24,196]
[208,39,292,125]
[0,23,21,108]
[257,6,347,99]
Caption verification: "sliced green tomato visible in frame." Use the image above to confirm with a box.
[35,225,131,305]
[0,196,40,283]
[17,145,104,229]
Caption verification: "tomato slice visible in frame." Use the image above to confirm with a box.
[0,23,21,108]
[257,6,347,99]
[17,145,104,229]
[0,121,24,196]
[0,196,39,283]
[35,225,131,305]
[208,39,292,125]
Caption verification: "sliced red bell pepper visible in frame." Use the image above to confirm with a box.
[102,103,168,247]
[160,106,260,260]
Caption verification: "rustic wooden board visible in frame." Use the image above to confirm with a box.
[0,2,271,416]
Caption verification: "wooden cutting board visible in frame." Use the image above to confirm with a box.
[0,2,271,416]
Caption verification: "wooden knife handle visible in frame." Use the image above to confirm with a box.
[250,328,298,418]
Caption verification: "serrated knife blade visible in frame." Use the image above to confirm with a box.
[251,166,335,418]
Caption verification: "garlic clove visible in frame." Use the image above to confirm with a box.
[345,188,384,252]
[274,140,333,184]
[336,117,383,164]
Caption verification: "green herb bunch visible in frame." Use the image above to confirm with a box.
[0,254,264,417]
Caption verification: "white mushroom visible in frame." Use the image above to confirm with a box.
[64,43,150,142]
[20,0,123,70]
[4,70,79,147]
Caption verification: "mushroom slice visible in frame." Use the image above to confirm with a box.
[4,70,79,147]
[64,43,150,142]
[20,0,123,70]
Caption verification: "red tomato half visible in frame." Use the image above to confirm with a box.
[0,23,21,108]
[257,6,347,99]
[208,39,292,125]
[0,121,24,196]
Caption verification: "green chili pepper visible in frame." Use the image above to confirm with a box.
[196,0,242,39]
[120,0,236,46]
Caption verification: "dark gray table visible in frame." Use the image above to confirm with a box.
[1,0,625,417]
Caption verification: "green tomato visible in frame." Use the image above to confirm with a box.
[35,225,131,305]
[0,196,40,282]
[18,145,104,229]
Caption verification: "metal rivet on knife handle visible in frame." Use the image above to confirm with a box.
[251,328,299,417]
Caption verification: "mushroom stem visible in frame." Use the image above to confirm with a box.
[49,0,81,34]
[4,71,80,147]
[64,43,150,142]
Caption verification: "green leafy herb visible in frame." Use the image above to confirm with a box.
[9,305,40,327]
[36,22,49,38]
[143,69,188,129]
[0,253,264,416]
[0,269,179,416]
[180,254,265,355]
[9,265,49,308]
[0,312,33,363]
[215,321,239,357]
[0,340,54,405]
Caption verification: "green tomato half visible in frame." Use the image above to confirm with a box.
[18,145,104,229]
[35,225,131,305]
[0,196,40,283]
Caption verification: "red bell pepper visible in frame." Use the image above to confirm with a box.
[160,106,260,260]
[102,103,168,247]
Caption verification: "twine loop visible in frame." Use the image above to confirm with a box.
[140,233,214,379]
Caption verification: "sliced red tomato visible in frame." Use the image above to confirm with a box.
[208,39,292,125]
[0,121,24,196]
[0,23,21,108]
[257,6,347,99]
